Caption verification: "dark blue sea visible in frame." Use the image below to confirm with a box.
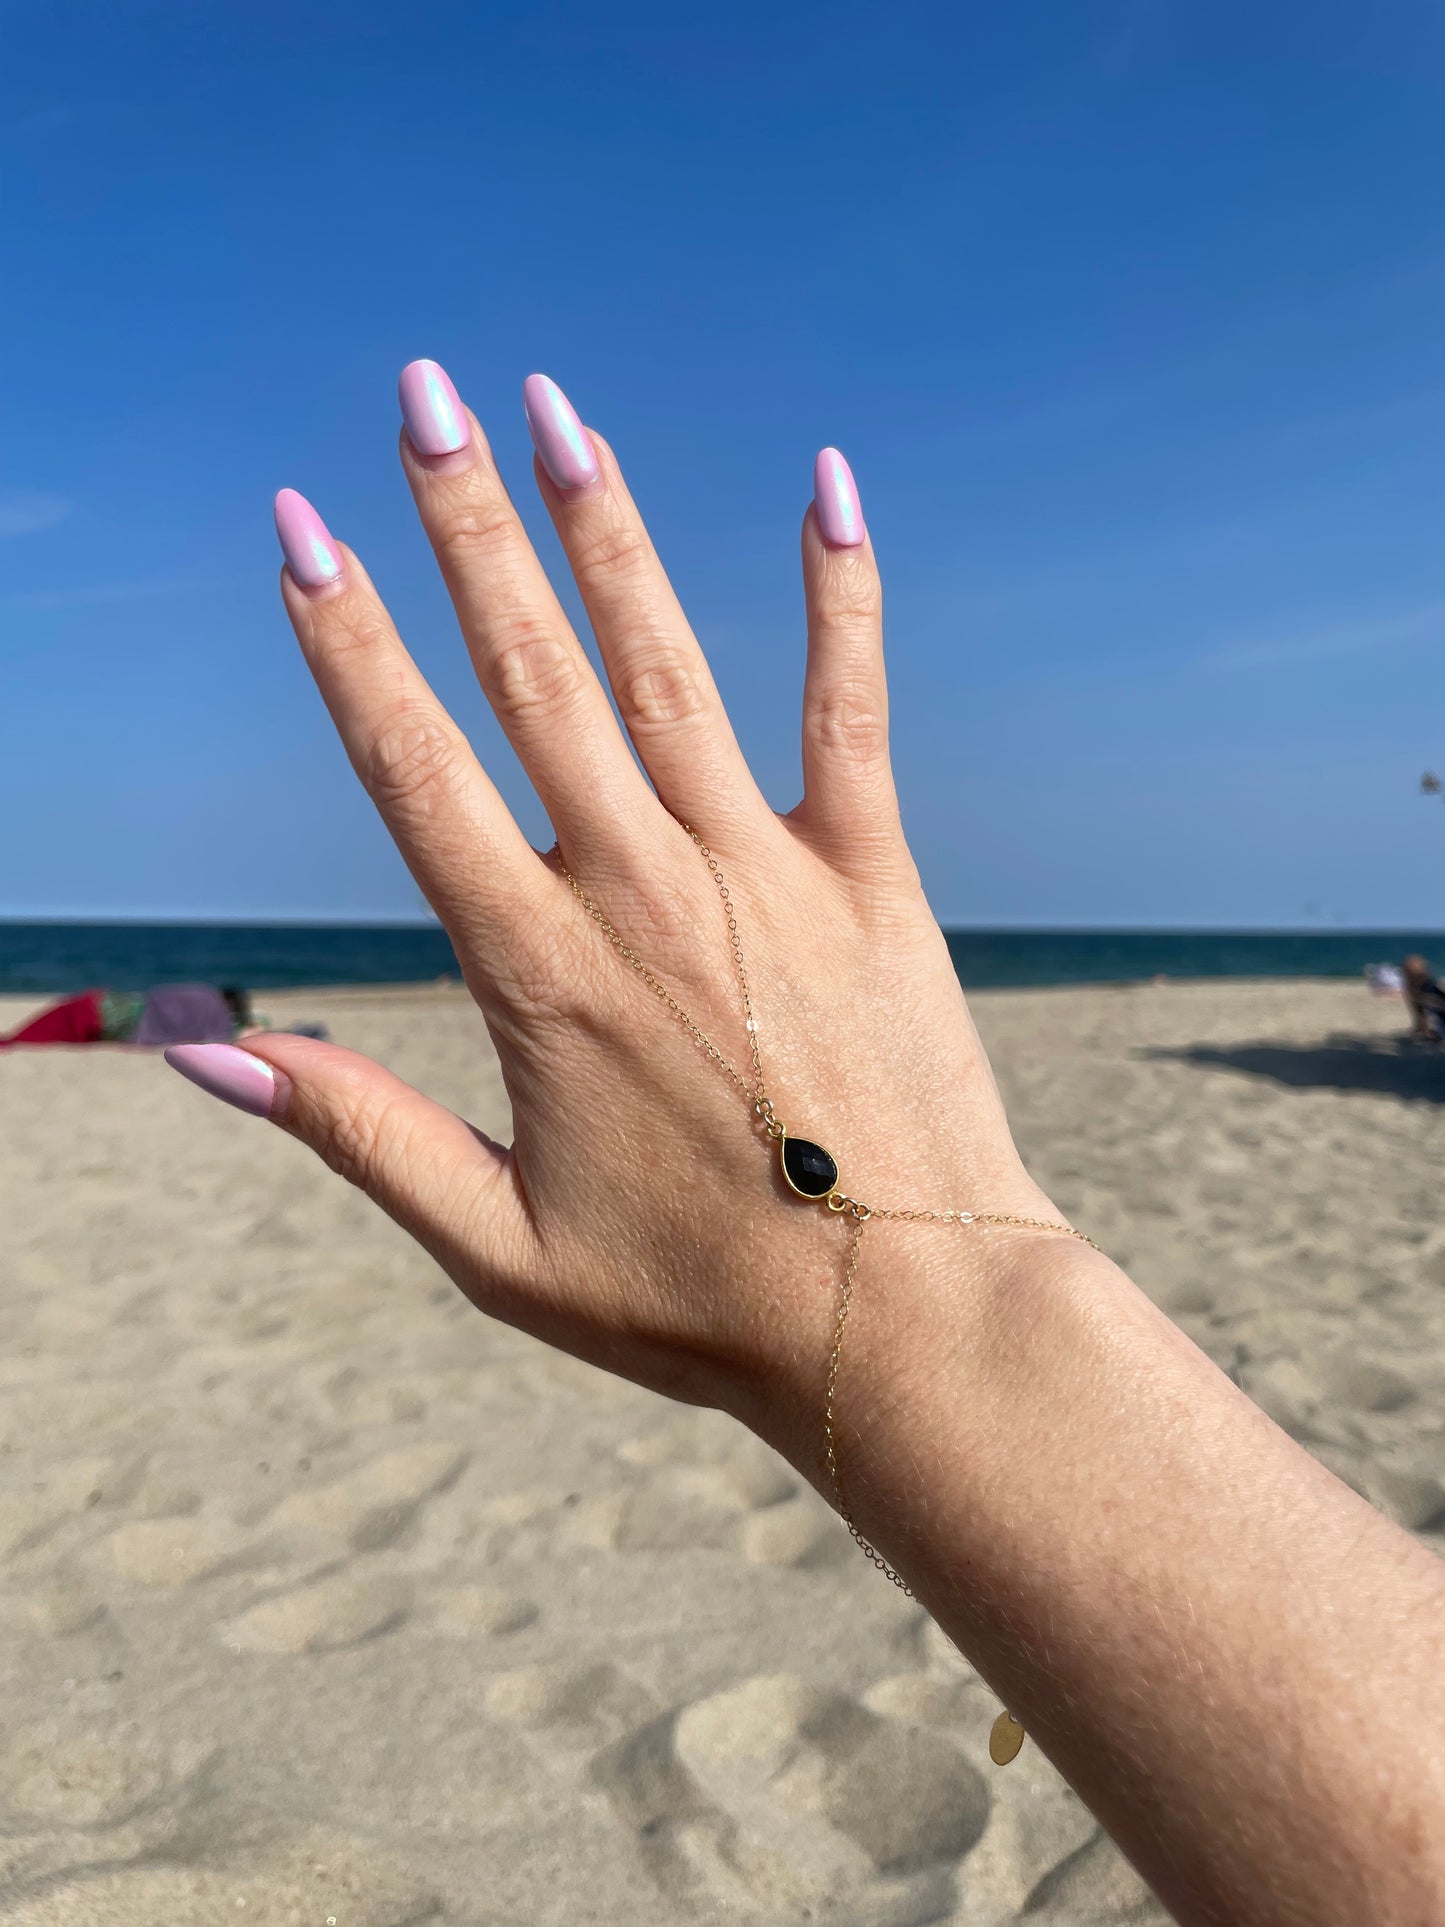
[1,922,1441,996]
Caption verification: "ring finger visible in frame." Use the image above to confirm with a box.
[523,374,763,834]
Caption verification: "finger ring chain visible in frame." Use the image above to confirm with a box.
[556,828,1102,1770]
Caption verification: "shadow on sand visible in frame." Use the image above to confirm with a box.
[1142,1034,1445,1103]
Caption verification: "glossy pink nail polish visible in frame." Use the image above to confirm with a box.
[398,358,469,456]
[522,373,600,491]
[165,1043,277,1118]
[814,448,866,549]
[273,488,343,590]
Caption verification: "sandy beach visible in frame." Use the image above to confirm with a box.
[1,976,1441,1925]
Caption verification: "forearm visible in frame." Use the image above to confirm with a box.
[792,1232,1445,1927]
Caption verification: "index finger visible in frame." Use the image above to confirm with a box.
[273,488,566,1004]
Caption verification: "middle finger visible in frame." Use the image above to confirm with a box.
[524,373,763,836]
[396,359,653,865]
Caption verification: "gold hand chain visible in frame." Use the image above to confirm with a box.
[558,827,1100,1769]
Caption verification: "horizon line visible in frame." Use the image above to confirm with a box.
[4,915,1445,937]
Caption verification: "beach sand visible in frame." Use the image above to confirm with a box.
[1,977,1441,1925]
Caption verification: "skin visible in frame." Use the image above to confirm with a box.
[243,388,1445,1926]
[1402,955,1439,1039]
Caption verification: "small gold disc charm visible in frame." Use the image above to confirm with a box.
[988,1711,1026,1765]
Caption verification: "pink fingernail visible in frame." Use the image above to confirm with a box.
[165,1043,278,1119]
[522,373,600,492]
[273,488,344,590]
[813,447,866,550]
[398,358,470,457]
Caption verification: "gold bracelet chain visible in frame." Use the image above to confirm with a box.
[558,827,1100,1769]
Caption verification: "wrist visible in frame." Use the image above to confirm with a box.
[753,1217,1128,1541]
[765,1225,1200,1729]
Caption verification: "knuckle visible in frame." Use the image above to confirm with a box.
[317,1083,394,1196]
[489,620,585,724]
[807,680,889,762]
[571,519,654,582]
[615,876,701,953]
[316,606,398,664]
[617,648,711,731]
[360,707,468,819]
[426,492,520,561]
[850,827,918,893]
[489,915,592,1027]
[819,556,882,622]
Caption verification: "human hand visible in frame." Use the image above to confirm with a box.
[167,362,1074,1476]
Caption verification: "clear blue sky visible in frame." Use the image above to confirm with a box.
[5,1,1445,926]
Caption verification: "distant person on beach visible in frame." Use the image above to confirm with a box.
[161,363,1445,1923]
[0,983,259,1050]
[1401,954,1445,1041]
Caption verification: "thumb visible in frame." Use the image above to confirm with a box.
[163,1037,525,1284]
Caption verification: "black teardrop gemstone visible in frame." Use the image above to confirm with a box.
[781,1135,839,1199]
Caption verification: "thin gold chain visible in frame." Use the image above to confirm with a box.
[824,1212,914,1590]
[557,827,1100,1764]
[558,830,786,1141]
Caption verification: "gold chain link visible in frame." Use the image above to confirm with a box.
[558,827,1102,1764]
[824,1213,914,1590]
[558,831,784,1140]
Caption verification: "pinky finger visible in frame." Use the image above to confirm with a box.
[796,451,904,873]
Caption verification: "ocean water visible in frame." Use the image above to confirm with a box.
[1,922,1441,996]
